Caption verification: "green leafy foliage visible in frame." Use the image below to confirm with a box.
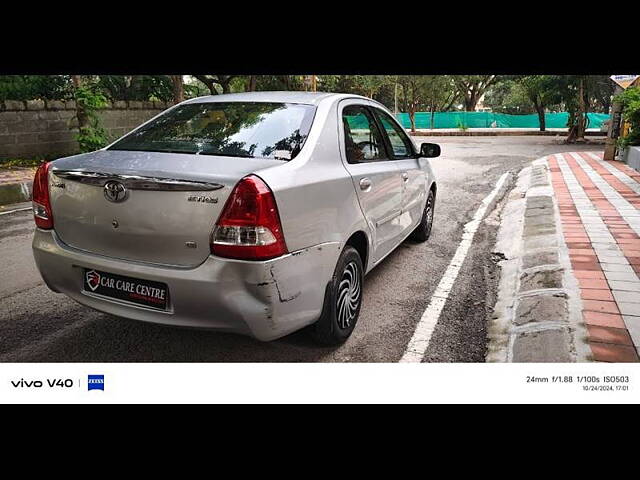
[0,75,73,101]
[74,81,111,153]
[484,80,532,113]
[97,75,175,102]
[616,86,640,147]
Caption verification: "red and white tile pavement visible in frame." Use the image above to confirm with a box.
[547,151,640,362]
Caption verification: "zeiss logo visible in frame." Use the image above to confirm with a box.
[88,374,105,391]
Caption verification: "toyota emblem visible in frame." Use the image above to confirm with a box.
[104,181,127,203]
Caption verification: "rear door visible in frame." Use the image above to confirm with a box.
[339,102,403,264]
[371,107,426,235]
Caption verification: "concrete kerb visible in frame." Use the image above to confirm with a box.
[409,129,606,138]
[0,181,32,206]
[486,156,591,362]
[486,166,529,362]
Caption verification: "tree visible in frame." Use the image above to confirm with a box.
[96,75,174,102]
[71,76,110,152]
[246,75,257,92]
[0,75,73,101]
[452,75,499,111]
[421,76,459,129]
[518,75,561,131]
[351,75,388,98]
[171,75,184,104]
[589,75,616,113]
[193,75,238,95]
[71,76,89,133]
[551,75,589,143]
[250,75,304,92]
[483,79,533,114]
[397,76,429,132]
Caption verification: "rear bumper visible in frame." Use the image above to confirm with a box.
[32,229,340,341]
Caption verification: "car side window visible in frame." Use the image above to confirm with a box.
[373,109,415,159]
[342,105,387,163]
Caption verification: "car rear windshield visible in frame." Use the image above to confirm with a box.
[108,102,316,161]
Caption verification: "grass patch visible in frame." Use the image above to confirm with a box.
[0,158,47,169]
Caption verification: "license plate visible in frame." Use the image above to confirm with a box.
[83,268,168,310]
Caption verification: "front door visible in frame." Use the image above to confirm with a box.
[340,103,403,264]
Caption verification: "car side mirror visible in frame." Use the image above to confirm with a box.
[420,143,440,158]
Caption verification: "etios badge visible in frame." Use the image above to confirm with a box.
[104,181,127,203]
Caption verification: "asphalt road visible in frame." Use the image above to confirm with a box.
[0,137,599,362]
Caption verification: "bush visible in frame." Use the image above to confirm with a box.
[74,82,111,153]
[616,86,640,147]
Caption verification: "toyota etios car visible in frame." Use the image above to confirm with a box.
[32,92,439,344]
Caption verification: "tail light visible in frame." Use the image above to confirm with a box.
[32,162,53,229]
[211,175,288,260]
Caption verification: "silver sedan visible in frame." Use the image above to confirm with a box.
[31,92,439,344]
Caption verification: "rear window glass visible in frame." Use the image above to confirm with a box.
[108,102,316,161]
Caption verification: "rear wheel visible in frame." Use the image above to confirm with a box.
[411,189,435,242]
[311,246,363,345]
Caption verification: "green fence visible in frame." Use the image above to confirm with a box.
[394,112,610,130]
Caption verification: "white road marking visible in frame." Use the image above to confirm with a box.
[0,207,31,216]
[400,172,510,363]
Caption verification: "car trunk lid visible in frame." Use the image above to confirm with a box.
[49,150,282,267]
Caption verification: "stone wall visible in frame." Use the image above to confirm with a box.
[0,99,173,160]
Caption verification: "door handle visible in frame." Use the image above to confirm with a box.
[402,172,409,182]
[359,177,372,190]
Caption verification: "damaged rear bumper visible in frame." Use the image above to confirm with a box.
[32,229,341,341]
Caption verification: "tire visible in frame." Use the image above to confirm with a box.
[410,189,435,242]
[310,246,363,346]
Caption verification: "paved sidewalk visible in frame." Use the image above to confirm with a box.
[548,152,640,362]
[489,151,640,363]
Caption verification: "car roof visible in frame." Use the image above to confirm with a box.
[182,91,369,106]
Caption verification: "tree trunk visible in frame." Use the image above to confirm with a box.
[409,104,416,133]
[246,76,256,92]
[535,103,546,132]
[194,76,217,95]
[566,78,588,144]
[576,78,586,142]
[464,91,479,111]
[220,77,232,94]
[430,107,435,130]
[171,75,184,104]
[71,75,90,131]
